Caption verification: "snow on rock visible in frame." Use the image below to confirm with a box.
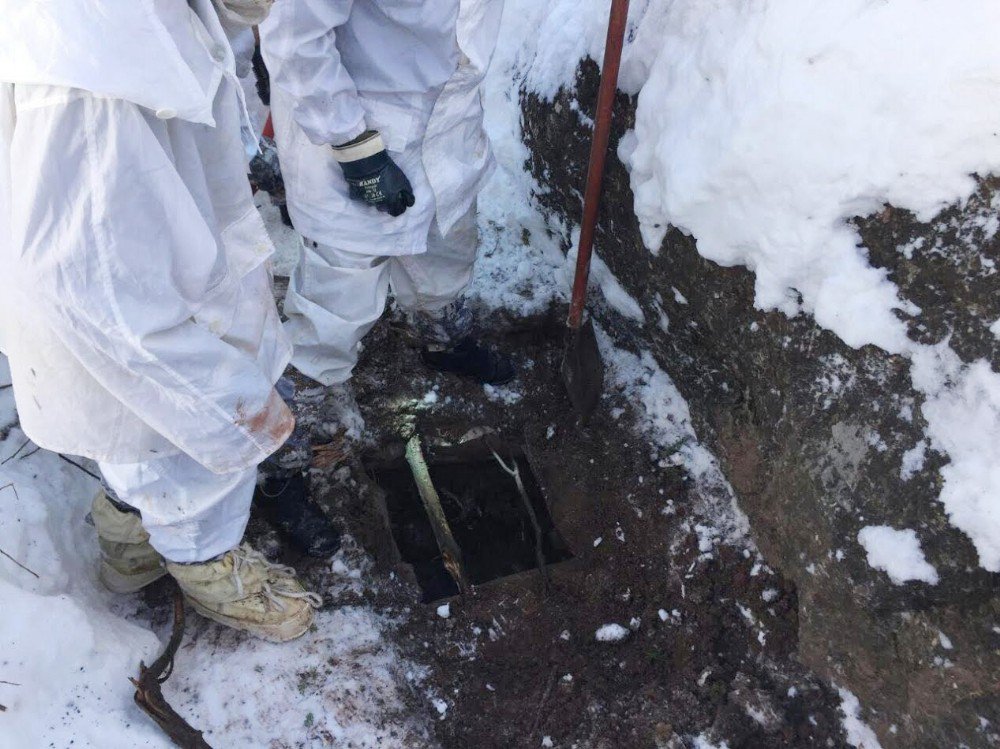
[624,0,1000,353]
[692,735,731,749]
[899,440,927,482]
[857,526,939,586]
[837,687,884,749]
[601,337,749,541]
[910,344,1000,571]
[595,624,630,643]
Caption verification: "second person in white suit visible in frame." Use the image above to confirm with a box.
[260,0,513,390]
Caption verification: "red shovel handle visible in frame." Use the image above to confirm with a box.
[567,0,631,331]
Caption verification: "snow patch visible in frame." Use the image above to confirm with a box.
[838,687,884,749]
[595,624,630,642]
[857,526,939,585]
[899,440,927,481]
[910,344,1000,571]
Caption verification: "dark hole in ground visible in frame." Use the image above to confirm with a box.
[372,451,573,602]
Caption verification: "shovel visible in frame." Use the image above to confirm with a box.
[562,0,631,421]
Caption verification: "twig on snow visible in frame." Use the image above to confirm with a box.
[491,449,550,594]
[17,447,41,462]
[58,454,103,482]
[130,582,213,748]
[0,547,39,579]
[0,439,30,465]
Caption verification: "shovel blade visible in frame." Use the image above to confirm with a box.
[561,317,604,421]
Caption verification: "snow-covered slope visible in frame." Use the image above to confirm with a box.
[485,0,1000,574]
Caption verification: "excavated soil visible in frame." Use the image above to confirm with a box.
[248,292,854,749]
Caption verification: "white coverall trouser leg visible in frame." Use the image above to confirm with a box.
[99,457,257,564]
[283,204,479,387]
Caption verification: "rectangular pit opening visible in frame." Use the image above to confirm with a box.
[370,445,573,602]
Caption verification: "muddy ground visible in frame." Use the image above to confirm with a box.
[235,285,856,749]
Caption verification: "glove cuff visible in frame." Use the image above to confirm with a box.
[331,131,386,164]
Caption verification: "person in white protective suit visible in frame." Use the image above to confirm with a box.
[260,0,515,391]
[0,0,324,642]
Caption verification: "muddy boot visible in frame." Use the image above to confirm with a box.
[254,472,342,557]
[421,337,515,385]
[90,490,167,594]
[166,544,321,643]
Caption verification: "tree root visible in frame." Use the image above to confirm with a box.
[405,435,470,593]
[130,583,213,748]
[491,449,551,594]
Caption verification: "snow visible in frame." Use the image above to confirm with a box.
[910,344,1000,571]
[624,0,1000,354]
[594,624,630,643]
[480,0,1000,573]
[857,526,939,586]
[899,440,927,482]
[0,431,163,747]
[0,420,429,746]
[838,687,884,749]
[601,340,749,541]
[693,736,730,749]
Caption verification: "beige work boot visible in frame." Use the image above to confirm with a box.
[91,490,167,594]
[166,545,322,643]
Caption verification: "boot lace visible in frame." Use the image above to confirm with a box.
[229,545,323,611]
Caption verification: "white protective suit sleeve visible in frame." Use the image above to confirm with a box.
[264,0,368,146]
[9,88,292,474]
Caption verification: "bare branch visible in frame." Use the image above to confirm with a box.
[1,439,30,465]
[130,583,213,748]
[58,455,103,482]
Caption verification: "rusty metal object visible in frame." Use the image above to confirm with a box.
[562,0,631,421]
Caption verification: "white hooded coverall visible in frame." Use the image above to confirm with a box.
[261,0,504,386]
[0,0,290,562]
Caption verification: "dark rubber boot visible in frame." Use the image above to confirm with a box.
[254,473,342,557]
[420,337,515,385]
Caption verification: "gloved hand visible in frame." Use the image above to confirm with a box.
[332,130,415,217]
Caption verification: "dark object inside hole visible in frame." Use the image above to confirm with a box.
[372,452,573,601]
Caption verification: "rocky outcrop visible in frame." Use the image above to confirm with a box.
[521,61,1000,748]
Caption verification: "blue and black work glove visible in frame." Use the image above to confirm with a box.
[332,130,415,217]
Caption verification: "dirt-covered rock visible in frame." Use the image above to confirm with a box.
[520,60,1000,749]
